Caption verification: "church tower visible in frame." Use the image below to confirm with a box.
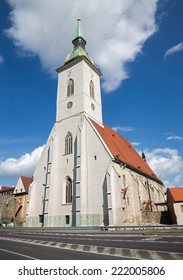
[56,18,103,124]
[26,19,105,227]
[26,19,165,228]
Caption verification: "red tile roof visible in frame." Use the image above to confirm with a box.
[90,118,161,183]
[21,176,33,193]
[168,187,183,202]
[0,186,15,193]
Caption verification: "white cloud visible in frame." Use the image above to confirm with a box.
[0,55,4,64]
[112,125,135,132]
[166,135,183,141]
[164,42,183,58]
[0,146,44,179]
[5,0,159,92]
[131,142,141,147]
[1,143,183,189]
[145,148,183,188]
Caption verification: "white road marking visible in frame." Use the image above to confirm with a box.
[141,237,159,241]
[1,236,183,260]
[0,248,39,260]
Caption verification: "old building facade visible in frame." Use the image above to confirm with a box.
[167,187,183,225]
[14,176,33,226]
[0,186,15,226]
[26,19,166,227]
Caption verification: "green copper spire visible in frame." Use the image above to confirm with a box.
[75,17,84,39]
[72,18,86,51]
[65,18,94,65]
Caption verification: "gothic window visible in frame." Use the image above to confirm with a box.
[90,80,95,99]
[67,78,74,97]
[65,132,73,154]
[65,176,72,203]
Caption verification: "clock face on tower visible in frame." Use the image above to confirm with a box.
[91,103,95,111]
[67,102,73,109]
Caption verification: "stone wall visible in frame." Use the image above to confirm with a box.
[0,195,16,225]
[142,211,170,224]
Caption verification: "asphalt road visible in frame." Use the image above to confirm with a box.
[0,228,183,260]
[0,239,126,260]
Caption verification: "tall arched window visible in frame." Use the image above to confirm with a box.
[67,78,74,97]
[90,80,95,99]
[65,176,72,203]
[65,132,73,154]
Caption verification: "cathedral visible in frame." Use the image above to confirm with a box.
[26,19,166,227]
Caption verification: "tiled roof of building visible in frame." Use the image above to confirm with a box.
[0,186,15,193]
[21,176,33,193]
[168,187,183,202]
[90,118,162,184]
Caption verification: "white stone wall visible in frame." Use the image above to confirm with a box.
[27,111,113,227]
[56,58,102,124]
[46,115,82,226]
[26,127,55,227]
[42,115,111,227]
[173,203,183,225]
[82,61,103,124]
[80,116,111,226]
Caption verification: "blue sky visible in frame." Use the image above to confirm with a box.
[0,0,183,188]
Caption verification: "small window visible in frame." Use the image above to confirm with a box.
[65,132,73,155]
[90,80,95,99]
[39,215,43,224]
[66,177,72,203]
[65,215,70,224]
[181,205,183,212]
[67,78,74,97]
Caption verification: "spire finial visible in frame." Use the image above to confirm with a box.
[142,150,146,162]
